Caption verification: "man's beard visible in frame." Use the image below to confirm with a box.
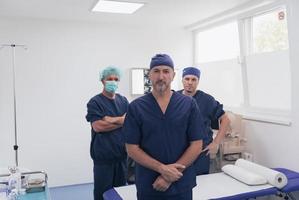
[154,80,168,93]
[185,85,195,94]
[186,89,193,94]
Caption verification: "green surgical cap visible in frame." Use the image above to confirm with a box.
[100,65,121,81]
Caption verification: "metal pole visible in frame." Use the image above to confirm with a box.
[0,44,27,167]
[12,44,19,167]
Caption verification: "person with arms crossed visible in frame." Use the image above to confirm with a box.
[179,66,230,175]
[123,54,205,200]
[86,66,129,200]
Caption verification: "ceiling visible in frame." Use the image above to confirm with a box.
[0,0,254,28]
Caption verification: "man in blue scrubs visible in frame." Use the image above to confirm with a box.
[179,67,230,175]
[123,54,205,200]
[86,66,129,200]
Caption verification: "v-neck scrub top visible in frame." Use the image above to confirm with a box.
[187,90,224,146]
[86,93,129,164]
[123,91,205,195]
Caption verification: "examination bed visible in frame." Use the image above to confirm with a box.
[103,167,299,200]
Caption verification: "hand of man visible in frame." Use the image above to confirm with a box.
[159,163,185,182]
[103,116,115,124]
[152,176,171,192]
[121,113,126,123]
[202,141,219,155]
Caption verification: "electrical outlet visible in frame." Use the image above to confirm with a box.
[243,152,253,161]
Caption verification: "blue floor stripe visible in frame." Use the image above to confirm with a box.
[49,183,93,200]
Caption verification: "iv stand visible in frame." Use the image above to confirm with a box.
[0,44,27,167]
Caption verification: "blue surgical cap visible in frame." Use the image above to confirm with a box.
[100,65,121,81]
[150,54,174,69]
[182,67,201,79]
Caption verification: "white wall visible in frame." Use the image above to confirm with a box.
[0,18,192,187]
[244,0,299,172]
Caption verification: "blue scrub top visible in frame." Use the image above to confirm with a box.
[86,93,129,164]
[179,90,224,146]
[123,91,205,195]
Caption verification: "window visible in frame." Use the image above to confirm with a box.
[252,9,289,54]
[193,7,291,124]
[195,22,240,63]
[194,22,244,108]
[246,8,291,111]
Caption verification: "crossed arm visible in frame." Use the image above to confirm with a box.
[126,140,202,191]
[92,114,126,132]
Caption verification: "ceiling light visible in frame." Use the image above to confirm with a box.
[92,0,144,14]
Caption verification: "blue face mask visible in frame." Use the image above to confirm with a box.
[104,81,118,93]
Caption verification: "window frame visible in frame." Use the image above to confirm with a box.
[192,4,291,126]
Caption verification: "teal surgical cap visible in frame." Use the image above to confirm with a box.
[100,65,122,81]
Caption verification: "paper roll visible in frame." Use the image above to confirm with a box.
[222,165,267,185]
[235,159,287,188]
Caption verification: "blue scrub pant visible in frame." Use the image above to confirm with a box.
[194,153,210,175]
[137,190,192,200]
[93,160,127,200]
